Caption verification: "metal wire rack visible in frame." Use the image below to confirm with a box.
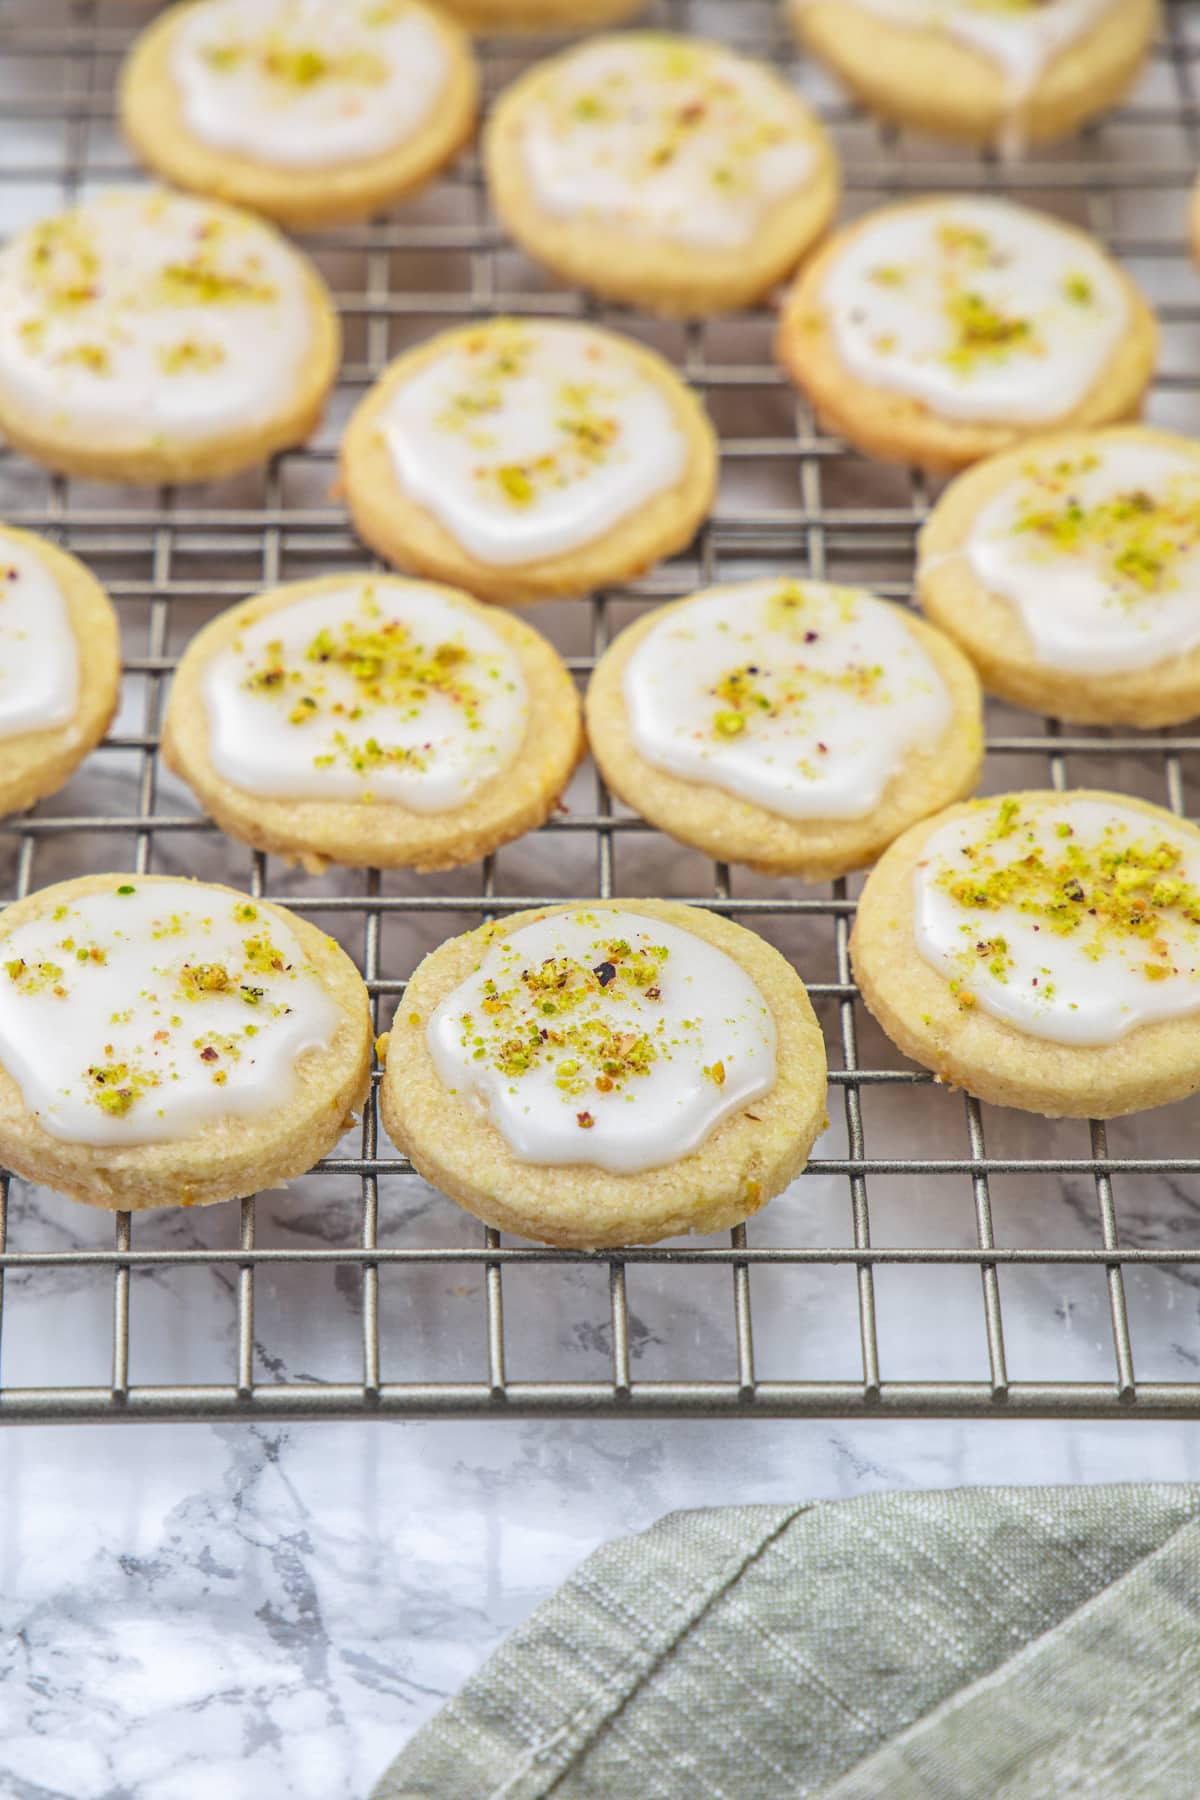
[4,0,1200,1424]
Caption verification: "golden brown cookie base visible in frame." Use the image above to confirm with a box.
[380,899,829,1248]
[919,426,1200,727]
[851,790,1200,1119]
[790,0,1158,148]
[339,320,718,604]
[776,204,1158,475]
[162,574,585,872]
[0,529,120,816]
[586,587,983,880]
[119,1,480,228]
[484,35,840,317]
[0,874,372,1209]
[439,0,644,29]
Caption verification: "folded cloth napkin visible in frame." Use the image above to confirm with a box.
[371,1484,1200,1800]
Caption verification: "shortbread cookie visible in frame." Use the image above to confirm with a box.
[790,1,1157,150]
[379,899,828,1247]
[437,0,644,31]
[0,528,121,815]
[120,0,479,229]
[852,789,1200,1118]
[162,573,583,872]
[0,873,371,1209]
[340,317,717,604]
[777,196,1156,475]
[0,189,340,486]
[587,577,982,880]
[485,32,839,317]
[920,427,1200,727]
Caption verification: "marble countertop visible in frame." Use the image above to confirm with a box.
[5,1412,1200,1798]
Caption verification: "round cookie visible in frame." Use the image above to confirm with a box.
[484,32,839,318]
[437,0,645,31]
[0,873,371,1209]
[162,572,583,872]
[0,188,340,486]
[919,427,1200,727]
[789,0,1157,150]
[379,898,828,1247]
[0,527,121,815]
[852,789,1200,1119]
[586,577,982,881]
[777,196,1157,475]
[339,317,717,605]
[119,0,479,230]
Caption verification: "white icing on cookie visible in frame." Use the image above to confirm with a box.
[824,199,1129,424]
[518,35,817,252]
[426,908,776,1174]
[913,794,1200,1046]
[202,578,527,809]
[0,882,340,1145]
[380,321,689,566]
[958,442,1200,676]
[172,0,450,171]
[0,536,79,740]
[623,579,952,820]
[822,0,1118,102]
[0,190,319,449]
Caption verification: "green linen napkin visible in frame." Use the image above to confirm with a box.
[372,1485,1200,1800]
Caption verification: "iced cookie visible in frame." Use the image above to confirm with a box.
[379,899,828,1247]
[852,789,1200,1118]
[586,577,982,880]
[0,874,371,1209]
[437,0,645,31]
[119,0,479,229]
[485,32,839,317]
[919,427,1200,727]
[789,1,1157,150]
[162,573,583,872]
[0,528,121,815]
[339,317,717,604]
[777,196,1156,475]
[0,189,340,486]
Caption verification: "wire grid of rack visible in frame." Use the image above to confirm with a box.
[4,0,1200,1424]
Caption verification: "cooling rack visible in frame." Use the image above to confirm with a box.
[3,0,1200,1425]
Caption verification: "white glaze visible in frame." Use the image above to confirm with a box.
[0,190,318,449]
[172,0,449,171]
[202,578,527,808]
[427,908,776,1174]
[519,36,816,253]
[960,442,1200,676]
[0,535,79,740]
[623,579,952,820]
[381,321,689,566]
[824,199,1128,424]
[0,882,340,1145]
[913,795,1200,1046]
[822,0,1118,100]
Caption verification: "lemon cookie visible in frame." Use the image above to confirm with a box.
[790,1,1157,150]
[777,196,1156,475]
[0,873,371,1209]
[0,528,120,815]
[340,317,717,604]
[379,899,827,1248]
[587,577,982,881]
[0,188,340,486]
[920,427,1200,727]
[437,0,645,31]
[485,32,839,317]
[852,789,1200,1118]
[119,0,479,229]
[163,573,582,872]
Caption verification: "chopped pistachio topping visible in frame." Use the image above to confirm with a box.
[1010,455,1200,599]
